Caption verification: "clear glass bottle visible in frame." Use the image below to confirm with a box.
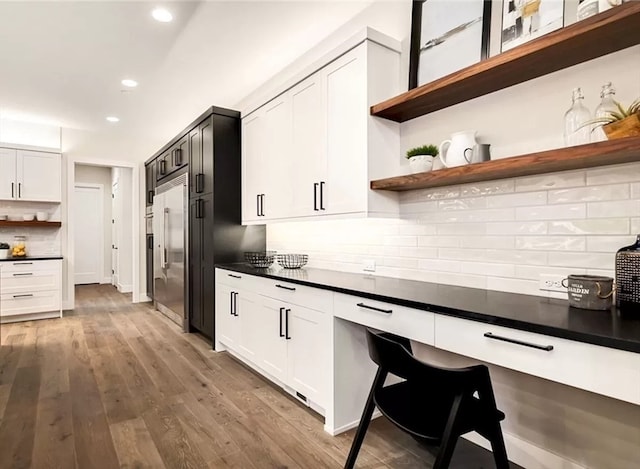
[593,82,617,142]
[12,235,27,258]
[564,87,592,147]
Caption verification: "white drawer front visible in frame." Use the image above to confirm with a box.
[0,290,61,317]
[216,269,260,290]
[259,278,333,313]
[1,259,61,273]
[1,270,60,294]
[334,293,435,346]
[435,315,640,405]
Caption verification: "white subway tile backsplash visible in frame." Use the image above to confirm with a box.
[516,204,585,221]
[587,236,636,253]
[586,163,640,185]
[515,236,585,251]
[267,162,640,298]
[548,184,630,204]
[486,191,547,208]
[460,180,514,197]
[486,221,547,235]
[548,218,629,235]
[547,252,614,270]
[515,171,585,192]
[587,200,640,218]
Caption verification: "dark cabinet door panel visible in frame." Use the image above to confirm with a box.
[189,127,202,198]
[200,193,215,338]
[189,198,203,332]
[200,117,214,196]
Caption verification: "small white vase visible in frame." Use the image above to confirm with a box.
[0,249,8,260]
[408,155,434,174]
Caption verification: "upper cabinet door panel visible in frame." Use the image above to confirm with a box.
[16,150,61,202]
[323,46,367,215]
[0,148,17,200]
[290,75,325,218]
[242,109,266,222]
[262,96,292,220]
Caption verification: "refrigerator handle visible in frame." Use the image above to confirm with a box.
[162,207,169,269]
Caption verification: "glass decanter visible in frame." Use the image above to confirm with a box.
[564,87,592,147]
[593,82,617,142]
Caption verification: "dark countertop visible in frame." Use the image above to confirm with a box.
[216,263,640,354]
[0,256,63,262]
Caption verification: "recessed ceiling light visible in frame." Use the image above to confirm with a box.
[106,116,120,123]
[152,8,173,22]
[121,79,138,88]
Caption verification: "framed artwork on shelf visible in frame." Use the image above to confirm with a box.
[501,0,565,52]
[409,0,492,90]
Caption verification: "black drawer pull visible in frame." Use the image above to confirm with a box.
[285,308,291,340]
[356,302,392,314]
[484,332,554,352]
[13,262,33,265]
[279,307,285,337]
[275,284,296,291]
[13,273,33,276]
[13,294,34,298]
[228,274,241,279]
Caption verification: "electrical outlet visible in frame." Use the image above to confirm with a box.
[539,274,567,293]
[363,259,376,272]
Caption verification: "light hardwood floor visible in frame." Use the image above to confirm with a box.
[0,284,512,468]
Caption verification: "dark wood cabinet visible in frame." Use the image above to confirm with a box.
[145,161,156,207]
[145,106,266,345]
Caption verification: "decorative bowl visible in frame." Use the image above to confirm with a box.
[23,214,35,221]
[277,254,309,269]
[245,251,277,268]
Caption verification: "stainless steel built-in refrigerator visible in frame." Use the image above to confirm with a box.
[153,173,189,331]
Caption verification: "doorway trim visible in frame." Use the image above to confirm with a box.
[65,157,141,310]
[73,182,104,286]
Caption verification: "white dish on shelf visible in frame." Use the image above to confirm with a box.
[36,212,48,221]
[0,215,7,221]
[23,214,35,221]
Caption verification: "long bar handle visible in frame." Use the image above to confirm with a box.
[13,294,34,298]
[319,181,325,210]
[162,207,169,269]
[275,284,296,291]
[313,183,319,211]
[285,308,291,340]
[228,274,241,279]
[279,307,285,337]
[12,273,33,277]
[484,332,554,352]
[233,292,239,316]
[356,302,392,314]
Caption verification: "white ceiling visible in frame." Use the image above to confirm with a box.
[0,0,381,161]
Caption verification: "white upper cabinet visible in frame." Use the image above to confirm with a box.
[0,148,61,202]
[241,29,401,224]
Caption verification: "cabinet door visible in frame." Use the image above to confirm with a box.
[189,127,202,199]
[215,283,239,348]
[289,74,325,217]
[286,304,328,407]
[189,198,203,332]
[145,161,155,207]
[200,193,215,339]
[237,289,262,362]
[156,151,170,181]
[0,148,17,200]
[242,110,265,222]
[200,117,214,196]
[262,96,292,219]
[257,297,288,383]
[17,150,61,202]
[170,135,189,173]
[323,46,367,215]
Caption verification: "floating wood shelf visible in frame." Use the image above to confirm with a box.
[370,137,640,192]
[0,221,61,228]
[371,3,640,122]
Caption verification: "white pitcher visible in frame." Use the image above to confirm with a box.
[438,131,478,168]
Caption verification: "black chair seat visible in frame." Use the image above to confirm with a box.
[375,381,506,444]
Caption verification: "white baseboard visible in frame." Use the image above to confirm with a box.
[463,431,586,469]
[101,276,112,284]
[116,283,133,293]
[136,293,152,303]
[62,300,73,311]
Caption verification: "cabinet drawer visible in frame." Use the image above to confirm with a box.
[0,270,60,294]
[1,260,61,273]
[216,269,260,290]
[435,315,640,405]
[334,293,435,346]
[258,278,332,313]
[0,290,61,317]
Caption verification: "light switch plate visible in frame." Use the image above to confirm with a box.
[363,259,376,272]
[539,274,567,293]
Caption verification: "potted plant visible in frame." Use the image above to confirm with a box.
[406,144,439,174]
[585,98,640,139]
[0,242,9,260]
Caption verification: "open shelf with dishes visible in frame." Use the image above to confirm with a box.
[0,220,62,228]
[370,137,640,192]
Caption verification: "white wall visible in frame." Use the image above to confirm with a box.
[74,164,112,283]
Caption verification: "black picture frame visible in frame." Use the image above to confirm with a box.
[409,0,492,90]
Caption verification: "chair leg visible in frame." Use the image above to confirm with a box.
[344,368,386,469]
[433,395,463,469]
[489,422,510,469]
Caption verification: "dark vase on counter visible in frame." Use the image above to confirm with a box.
[616,234,640,311]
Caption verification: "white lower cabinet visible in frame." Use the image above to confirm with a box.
[0,259,62,322]
[215,269,329,410]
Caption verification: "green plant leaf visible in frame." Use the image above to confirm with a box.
[614,100,629,118]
